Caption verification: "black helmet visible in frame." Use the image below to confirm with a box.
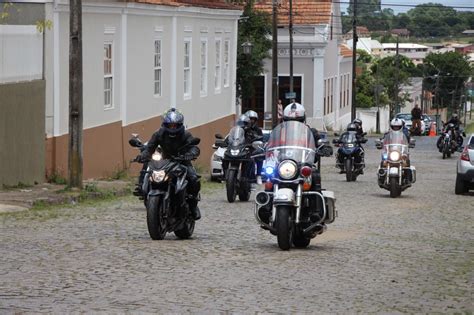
[236,114,250,129]
[353,118,362,127]
[162,108,185,137]
[347,123,357,131]
[447,123,455,129]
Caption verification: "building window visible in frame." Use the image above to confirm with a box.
[324,79,327,115]
[154,39,162,96]
[200,39,208,96]
[184,39,192,99]
[223,39,230,87]
[104,42,113,109]
[215,39,221,91]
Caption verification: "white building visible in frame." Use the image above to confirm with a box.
[3,0,241,179]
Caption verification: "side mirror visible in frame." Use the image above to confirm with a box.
[375,140,382,149]
[334,132,340,137]
[252,141,263,150]
[214,139,226,148]
[409,138,416,148]
[362,132,367,137]
[317,139,330,146]
[215,133,223,139]
[129,135,143,148]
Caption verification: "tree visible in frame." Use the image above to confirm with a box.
[236,0,272,102]
[423,52,473,115]
[347,0,381,17]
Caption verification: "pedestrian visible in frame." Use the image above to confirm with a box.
[277,99,283,123]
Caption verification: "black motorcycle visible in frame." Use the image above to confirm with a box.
[333,131,367,181]
[215,126,261,203]
[129,134,200,240]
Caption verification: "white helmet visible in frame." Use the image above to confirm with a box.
[245,110,258,127]
[390,118,403,131]
[283,102,305,123]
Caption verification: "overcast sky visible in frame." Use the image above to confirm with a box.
[340,0,474,15]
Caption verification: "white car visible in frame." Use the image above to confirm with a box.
[455,133,474,194]
[395,113,426,135]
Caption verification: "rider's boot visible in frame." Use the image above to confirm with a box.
[188,195,201,221]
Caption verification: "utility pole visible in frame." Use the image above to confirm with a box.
[351,0,357,121]
[289,0,293,94]
[393,35,400,118]
[271,0,279,128]
[69,0,83,188]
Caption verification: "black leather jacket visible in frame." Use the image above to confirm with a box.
[246,125,263,143]
[142,128,200,161]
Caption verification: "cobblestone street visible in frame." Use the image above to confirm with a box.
[1,137,472,313]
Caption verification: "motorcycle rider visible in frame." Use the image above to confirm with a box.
[381,118,411,165]
[137,108,201,220]
[282,102,324,189]
[335,122,366,174]
[437,113,463,151]
[410,104,422,134]
[352,118,364,137]
[244,110,264,185]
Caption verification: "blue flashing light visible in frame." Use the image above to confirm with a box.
[382,153,388,160]
[265,166,274,175]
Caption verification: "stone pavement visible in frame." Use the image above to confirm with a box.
[0,136,472,313]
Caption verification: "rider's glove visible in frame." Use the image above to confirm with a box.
[183,152,195,161]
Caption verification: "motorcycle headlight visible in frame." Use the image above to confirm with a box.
[389,151,401,161]
[278,160,297,179]
[152,152,162,161]
[230,149,239,156]
[151,170,167,183]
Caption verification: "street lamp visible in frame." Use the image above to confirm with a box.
[241,41,253,55]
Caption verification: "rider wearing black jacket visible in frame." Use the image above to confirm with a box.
[335,123,366,173]
[138,108,201,220]
[245,110,264,184]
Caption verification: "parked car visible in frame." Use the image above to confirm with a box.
[210,129,271,182]
[395,113,426,135]
[455,133,474,194]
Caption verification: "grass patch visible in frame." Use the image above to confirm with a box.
[201,178,224,194]
[465,122,474,134]
[2,182,33,190]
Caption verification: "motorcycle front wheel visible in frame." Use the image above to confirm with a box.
[345,159,353,182]
[275,206,293,250]
[389,177,402,198]
[147,195,167,240]
[226,169,237,203]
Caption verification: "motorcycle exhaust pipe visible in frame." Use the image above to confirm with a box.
[255,191,270,206]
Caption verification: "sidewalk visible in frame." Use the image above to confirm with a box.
[0,180,132,213]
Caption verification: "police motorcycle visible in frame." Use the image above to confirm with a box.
[129,134,200,240]
[375,128,416,198]
[333,128,367,182]
[214,126,262,203]
[254,121,336,250]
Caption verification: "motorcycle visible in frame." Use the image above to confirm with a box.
[439,129,458,159]
[254,121,336,250]
[215,127,261,203]
[129,134,200,240]
[333,131,367,181]
[375,131,416,198]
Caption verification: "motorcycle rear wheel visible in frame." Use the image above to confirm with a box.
[389,177,402,198]
[147,195,167,240]
[275,206,293,250]
[226,169,237,203]
[345,159,353,182]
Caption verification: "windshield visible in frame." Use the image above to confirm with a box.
[227,126,245,147]
[341,131,358,144]
[382,130,409,155]
[265,121,316,164]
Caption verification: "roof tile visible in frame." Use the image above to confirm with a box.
[255,0,332,25]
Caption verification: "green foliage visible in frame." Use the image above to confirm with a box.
[422,52,473,113]
[36,20,53,33]
[0,2,14,22]
[345,3,474,38]
[47,171,68,185]
[357,49,372,64]
[236,0,272,101]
